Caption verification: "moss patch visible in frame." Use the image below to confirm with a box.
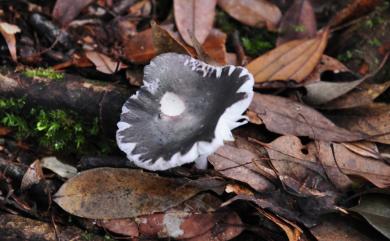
[24,68,64,80]
[0,97,114,154]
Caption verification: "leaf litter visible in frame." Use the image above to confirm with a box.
[1,0,390,240]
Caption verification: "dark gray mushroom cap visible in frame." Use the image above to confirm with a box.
[116,53,254,170]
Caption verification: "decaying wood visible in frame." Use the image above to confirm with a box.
[0,68,135,137]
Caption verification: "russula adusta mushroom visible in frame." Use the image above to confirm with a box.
[116,53,254,171]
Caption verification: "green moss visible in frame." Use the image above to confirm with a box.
[0,97,114,154]
[241,36,273,56]
[291,24,306,33]
[337,50,354,62]
[24,68,64,80]
[368,37,381,47]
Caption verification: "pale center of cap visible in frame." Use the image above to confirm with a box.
[160,92,186,116]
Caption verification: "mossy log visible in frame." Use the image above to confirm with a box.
[0,68,135,137]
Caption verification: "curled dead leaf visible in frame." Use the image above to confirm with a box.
[85,51,127,74]
[218,0,282,30]
[0,22,21,62]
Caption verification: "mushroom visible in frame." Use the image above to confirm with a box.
[116,53,254,171]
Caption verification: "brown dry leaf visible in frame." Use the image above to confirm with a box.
[151,21,193,56]
[208,143,275,192]
[247,29,329,84]
[20,160,44,191]
[316,141,354,190]
[248,93,365,142]
[123,28,156,64]
[277,0,317,45]
[329,0,380,28]
[317,141,390,188]
[264,136,336,196]
[321,81,390,109]
[342,141,381,160]
[99,193,243,240]
[54,168,212,219]
[328,103,390,144]
[0,22,21,62]
[52,0,94,27]
[310,215,374,241]
[218,0,281,30]
[257,208,303,241]
[174,0,217,46]
[85,51,127,74]
[202,29,228,65]
[185,210,243,241]
[98,219,139,237]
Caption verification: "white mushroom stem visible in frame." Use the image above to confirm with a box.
[194,155,209,169]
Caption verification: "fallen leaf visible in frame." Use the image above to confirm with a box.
[99,193,242,240]
[174,0,217,46]
[98,218,139,237]
[247,29,329,84]
[264,136,336,196]
[321,81,390,109]
[151,21,193,56]
[54,168,213,219]
[342,141,382,160]
[0,22,21,62]
[316,141,354,190]
[257,208,303,241]
[218,0,282,30]
[209,143,276,192]
[317,142,390,188]
[40,156,77,179]
[202,29,228,65]
[123,28,156,64]
[328,103,390,144]
[185,210,243,241]
[277,0,317,45]
[310,215,376,241]
[248,93,365,142]
[350,194,390,239]
[329,0,380,28]
[303,77,364,105]
[52,0,94,27]
[20,160,44,191]
[224,192,318,227]
[303,52,389,105]
[85,51,126,74]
